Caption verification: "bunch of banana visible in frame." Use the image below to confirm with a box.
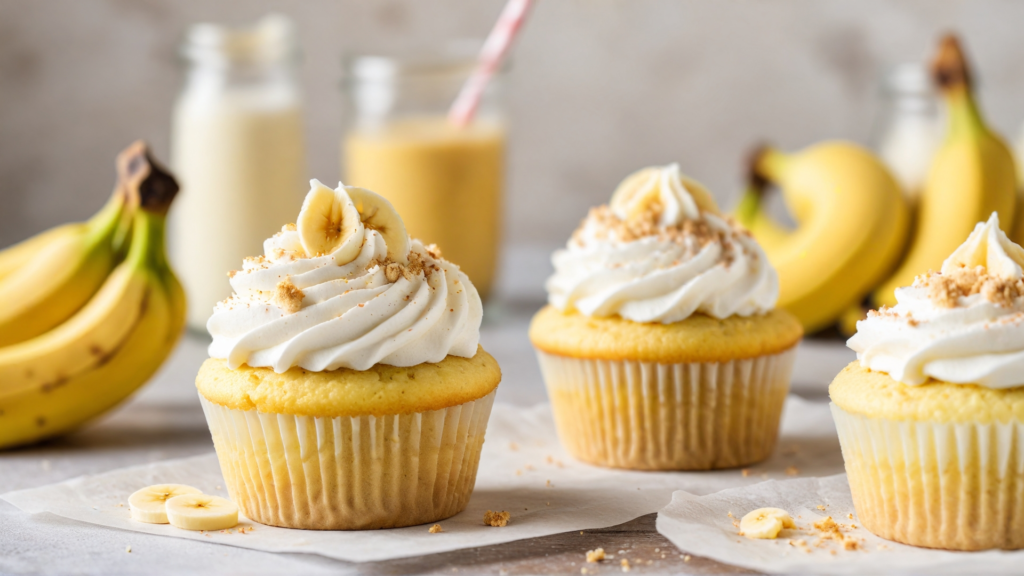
[0,142,185,449]
[873,35,1017,306]
[734,142,909,334]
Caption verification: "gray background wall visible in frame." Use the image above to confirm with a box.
[1,0,1021,300]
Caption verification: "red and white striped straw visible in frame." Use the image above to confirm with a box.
[448,0,533,128]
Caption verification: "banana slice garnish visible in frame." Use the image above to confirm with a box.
[610,165,720,223]
[345,186,411,264]
[297,179,365,263]
[740,507,795,539]
[165,493,239,531]
[128,484,203,524]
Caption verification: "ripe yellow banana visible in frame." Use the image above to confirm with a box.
[0,223,80,283]
[0,145,185,449]
[735,142,909,333]
[873,35,1017,306]
[0,142,149,346]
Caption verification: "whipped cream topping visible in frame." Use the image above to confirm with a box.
[849,213,1024,388]
[207,183,482,373]
[545,164,779,323]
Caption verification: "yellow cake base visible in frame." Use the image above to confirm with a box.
[196,348,501,530]
[831,362,1024,550]
[200,391,494,530]
[536,348,795,470]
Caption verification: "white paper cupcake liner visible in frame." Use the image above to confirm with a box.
[535,349,795,470]
[831,403,1024,550]
[199,390,495,530]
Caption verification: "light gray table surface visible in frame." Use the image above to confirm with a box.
[0,302,854,576]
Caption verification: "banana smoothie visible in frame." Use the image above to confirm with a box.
[345,117,505,299]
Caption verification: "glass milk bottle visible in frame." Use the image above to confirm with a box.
[342,50,506,300]
[170,14,306,332]
[872,63,941,204]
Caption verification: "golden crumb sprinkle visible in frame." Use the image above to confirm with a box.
[620,558,631,571]
[586,548,605,563]
[385,262,403,283]
[426,243,443,259]
[483,510,510,527]
[428,524,443,534]
[567,204,750,271]
[918,265,1024,308]
[272,278,305,313]
[283,222,296,231]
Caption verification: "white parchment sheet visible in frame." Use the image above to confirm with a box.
[2,397,842,563]
[657,474,1024,575]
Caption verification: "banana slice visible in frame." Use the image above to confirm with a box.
[610,167,661,221]
[297,179,364,263]
[128,484,203,524]
[609,165,720,223]
[165,493,239,531]
[345,186,410,264]
[740,507,796,539]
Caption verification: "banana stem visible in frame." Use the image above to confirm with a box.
[932,34,989,140]
[84,192,127,249]
[117,141,179,216]
[753,146,789,183]
[124,210,168,273]
[734,186,763,228]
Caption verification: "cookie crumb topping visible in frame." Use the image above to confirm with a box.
[272,279,305,313]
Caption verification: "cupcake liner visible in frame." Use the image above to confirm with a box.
[831,403,1024,550]
[535,349,795,470]
[199,390,495,530]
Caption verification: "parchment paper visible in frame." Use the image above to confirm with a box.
[2,397,841,563]
[657,474,1024,575]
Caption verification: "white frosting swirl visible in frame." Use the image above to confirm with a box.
[208,224,482,373]
[545,165,779,324]
[849,213,1024,388]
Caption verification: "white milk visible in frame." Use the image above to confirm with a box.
[169,15,305,331]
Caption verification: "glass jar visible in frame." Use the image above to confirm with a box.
[170,14,306,332]
[871,62,941,203]
[341,46,506,300]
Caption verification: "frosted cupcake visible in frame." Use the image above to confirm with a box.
[530,164,802,470]
[832,213,1024,550]
[197,180,500,530]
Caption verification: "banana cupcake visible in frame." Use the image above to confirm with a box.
[197,180,500,530]
[832,213,1024,550]
[530,164,802,470]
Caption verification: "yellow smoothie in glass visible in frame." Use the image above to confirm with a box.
[345,116,505,299]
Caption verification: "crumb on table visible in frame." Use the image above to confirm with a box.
[586,548,605,563]
[429,524,443,534]
[483,510,511,527]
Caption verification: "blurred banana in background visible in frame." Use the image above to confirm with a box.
[735,142,908,334]
[0,142,185,449]
[872,34,1017,307]
[735,33,1018,335]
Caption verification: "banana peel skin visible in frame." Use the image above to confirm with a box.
[0,142,186,450]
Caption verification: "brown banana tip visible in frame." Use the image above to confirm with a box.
[931,33,971,90]
[115,141,179,214]
[745,143,772,192]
